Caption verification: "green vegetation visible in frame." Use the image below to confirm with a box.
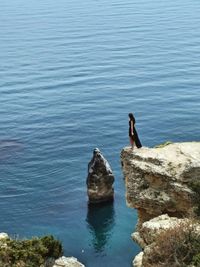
[145,221,200,267]
[190,180,200,217]
[0,235,63,267]
[145,181,200,266]
[154,141,173,148]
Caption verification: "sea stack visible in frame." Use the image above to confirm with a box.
[86,148,114,204]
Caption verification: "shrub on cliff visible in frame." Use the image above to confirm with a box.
[190,180,200,217]
[144,221,200,267]
[0,235,63,267]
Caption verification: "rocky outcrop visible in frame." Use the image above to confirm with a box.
[121,142,200,226]
[132,214,199,266]
[121,142,200,266]
[133,252,143,267]
[132,214,188,247]
[0,233,9,240]
[87,148,114,203]
[52,256,85,267]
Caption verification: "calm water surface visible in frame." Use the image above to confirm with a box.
[0,0,200,266]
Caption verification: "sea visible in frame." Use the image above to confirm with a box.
[0,0,200,266]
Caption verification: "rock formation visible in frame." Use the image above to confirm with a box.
[121,142,200,266]
[87,148,114,204]
[132,214,188,248]
[52,256,85,267]
[0,232,9,240]
[132,214,200,267]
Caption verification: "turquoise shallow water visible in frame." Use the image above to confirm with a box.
[0,0,200,266]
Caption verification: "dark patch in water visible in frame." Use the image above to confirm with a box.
[0,139,23,160]
[86,202,115,253]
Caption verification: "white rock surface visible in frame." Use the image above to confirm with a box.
[121,142,200,225]
[0,233,9,240]
[137,214,188,245]
[52,256,85,267]
[133,252,143,267]
[142,214,183,230]
[0,233,9,249]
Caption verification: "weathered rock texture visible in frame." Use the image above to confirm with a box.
[121,142,200,226]
[121,142,200,267]
[132,252,143,267]
[52,256,85,267]
[132,214,198,267]
[132,214,189,248]
[87,148,114,203]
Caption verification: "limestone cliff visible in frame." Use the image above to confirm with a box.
[121,142,200,266]
[121,142,200,225]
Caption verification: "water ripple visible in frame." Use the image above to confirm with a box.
[0,0,200,266]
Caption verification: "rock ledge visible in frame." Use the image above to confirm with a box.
[121,142,200,266]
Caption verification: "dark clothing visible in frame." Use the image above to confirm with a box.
[129,120,142,148]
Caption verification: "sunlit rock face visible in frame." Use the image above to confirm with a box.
[0,233,9,249]
[121,142,200,267]
[132,252,143,267]
[132,214,189,247]
[52,256,85,267]
[121,142,200,226]
[0,233,9,240]
[132,214,199,267]
[87,148,114,204]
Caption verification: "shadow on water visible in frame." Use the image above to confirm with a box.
[0,139,23,161]
[86,201,115,253]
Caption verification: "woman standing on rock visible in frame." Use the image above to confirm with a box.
[129,113,142,150]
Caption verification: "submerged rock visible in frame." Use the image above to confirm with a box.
[87,148,114,204]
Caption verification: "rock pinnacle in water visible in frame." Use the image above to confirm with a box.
[86,148,114,204]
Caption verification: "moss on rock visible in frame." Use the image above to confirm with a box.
[154,141,173,148]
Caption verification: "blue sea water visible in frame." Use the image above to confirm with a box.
[0,0,200,266]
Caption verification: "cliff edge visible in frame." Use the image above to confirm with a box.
[121,142,200,267]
